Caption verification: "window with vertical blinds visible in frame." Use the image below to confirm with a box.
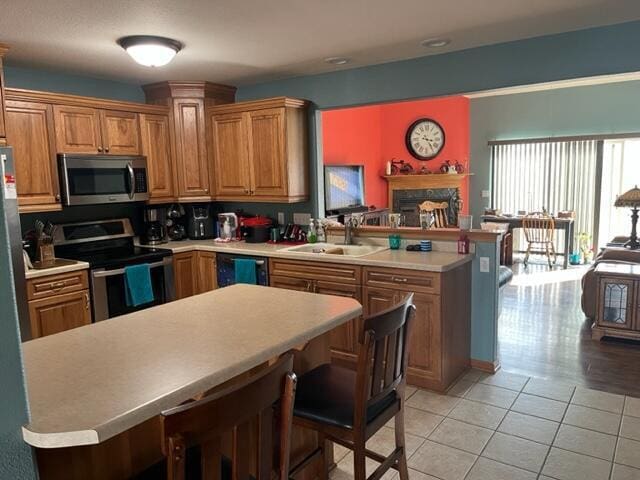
[491,140,599,251]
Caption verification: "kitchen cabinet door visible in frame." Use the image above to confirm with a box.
[100,110,140,155]
[53,105,102,154]
[209,112,250,197]
[173,252,198,299]
[315,280,361,362]
[196,251,217,293]
[28,290,91,338]
[173,99,210,198]
[269,274,312,292]
[247,108,287,198]
[406,292,442,382]
[363,286,399,317]
[140,113,175,202]
[4,100,61,211]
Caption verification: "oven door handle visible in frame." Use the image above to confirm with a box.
[91,259,168,278]
[127,163,135,200]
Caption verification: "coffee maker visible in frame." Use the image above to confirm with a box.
[142,207,168,245]
[187,205,215,239]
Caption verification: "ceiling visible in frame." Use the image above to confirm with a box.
[2,0,640,87]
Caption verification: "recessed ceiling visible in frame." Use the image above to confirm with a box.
[1,0,640,87]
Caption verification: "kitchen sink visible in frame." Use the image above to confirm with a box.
[280,242,388,257]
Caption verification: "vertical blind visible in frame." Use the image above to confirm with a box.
[492,140,599,252]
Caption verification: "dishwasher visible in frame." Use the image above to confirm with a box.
[216,253,269,287]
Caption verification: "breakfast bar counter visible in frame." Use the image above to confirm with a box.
[22,284,362,449]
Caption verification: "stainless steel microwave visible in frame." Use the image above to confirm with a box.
[58,154,149,206]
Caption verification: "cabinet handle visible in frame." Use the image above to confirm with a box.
[306,281,313,292]
[84,292,90,310]
[97,146,103,152]
[50,281,65,291]
[250,190,255,195]
[392,277,408,283]
[55,194,61,201]
[244,189,249,194]
[105,147,110,153]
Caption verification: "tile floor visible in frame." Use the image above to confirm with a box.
[329,369,640,480]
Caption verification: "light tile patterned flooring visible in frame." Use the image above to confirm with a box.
[329,369,640,480]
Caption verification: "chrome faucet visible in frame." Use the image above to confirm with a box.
[344,217,357,245]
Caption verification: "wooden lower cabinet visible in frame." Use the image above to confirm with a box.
[174,251,218,299]
[26,270,92,338]
[196,251,217,293]
[269,258,471,392]
[173,252,199,299]
[269,259,362,363]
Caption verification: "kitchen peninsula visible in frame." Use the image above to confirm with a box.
[22,284,361,479]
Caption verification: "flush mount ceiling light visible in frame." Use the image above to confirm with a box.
[117,35,183,67]
[420,38,451,48]
[324,56,350,65]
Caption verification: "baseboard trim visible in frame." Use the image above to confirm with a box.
[471,359,501,374]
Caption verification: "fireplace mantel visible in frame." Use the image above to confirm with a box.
[384,173,473,208]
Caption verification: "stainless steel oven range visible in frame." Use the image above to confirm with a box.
[53,218,174,321]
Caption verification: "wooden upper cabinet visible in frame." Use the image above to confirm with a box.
[208,97,309,203]
[53,105,102,154]
[99,110,140,154]
[140,113,175,202]
[247,108,287,198]
[142,81,237,201]
[173,98,210,198]
[4,100,61,211]
[54,105,142,155]
[209,112,250,196]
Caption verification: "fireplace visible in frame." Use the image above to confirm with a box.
[392,188,460,227]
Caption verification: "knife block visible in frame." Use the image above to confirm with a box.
[37,243,56,268]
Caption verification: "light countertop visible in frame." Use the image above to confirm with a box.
[149,239,473,272]
[24,259,90,280]
[22,284,362,449]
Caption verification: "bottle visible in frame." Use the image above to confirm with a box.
[307,219,317,243]
[317,222,326,243]
[457,233,470,254]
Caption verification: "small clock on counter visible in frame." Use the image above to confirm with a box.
[405,118,445,160]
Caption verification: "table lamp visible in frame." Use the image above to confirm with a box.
[614,185,640,249]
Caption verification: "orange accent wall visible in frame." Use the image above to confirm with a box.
[322,96,470,213]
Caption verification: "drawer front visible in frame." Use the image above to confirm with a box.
[269,258,361,285]
[270,274,313,292]
[27,270,89,300]
[363,267,440,294]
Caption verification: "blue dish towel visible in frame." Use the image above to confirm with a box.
[234,258,257,285]
[124,264,154,307]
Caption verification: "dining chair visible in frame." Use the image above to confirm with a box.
[159,353,297,480]
[419,200,450,228]
[290,294,416,480]
[523,212,556,267]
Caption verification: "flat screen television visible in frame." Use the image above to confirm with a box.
[324,165,365,214]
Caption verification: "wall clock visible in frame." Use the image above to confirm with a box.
[405,118,445,160]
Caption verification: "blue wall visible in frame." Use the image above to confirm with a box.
[3,65,145,102]
[469,79,640,221]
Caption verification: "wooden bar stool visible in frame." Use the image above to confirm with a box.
[157,354,297,480]
[290,294,416,480]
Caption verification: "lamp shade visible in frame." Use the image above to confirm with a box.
[117,36,182,67]
[615,186,640,208]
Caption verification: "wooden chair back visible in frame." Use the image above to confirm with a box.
[354,294,416,430]
[419,201,449,228]
[160,354,297,480]
[523,213,555,243]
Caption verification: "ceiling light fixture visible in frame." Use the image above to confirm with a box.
[324,57,350,65]
[117,35,183,67]
[420,38,451,48]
